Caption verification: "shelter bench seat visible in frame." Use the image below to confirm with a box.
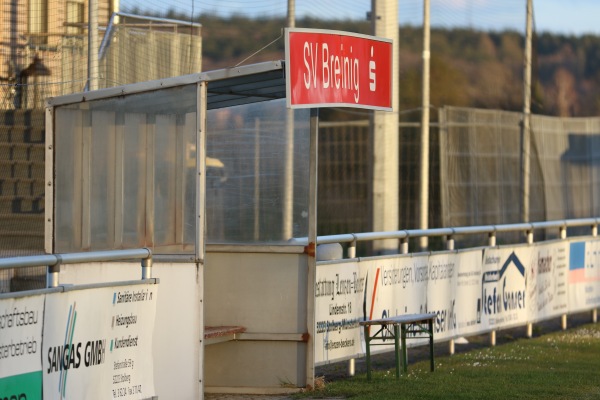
[359,313,436,380]
[204,326,246,346]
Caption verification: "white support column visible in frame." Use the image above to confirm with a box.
[447,234,455,355]
[348,241,356,376]
[489,231,496,345]
[371,0,399,254]
[560,225,567,330]
[526,229,534,338]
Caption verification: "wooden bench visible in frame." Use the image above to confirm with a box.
[359,313,436,380]
[204,326,246,345]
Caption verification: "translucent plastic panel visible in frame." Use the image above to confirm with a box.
[206,100,311,244]
[54,84,197,253]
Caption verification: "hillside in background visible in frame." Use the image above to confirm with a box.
[144,10,600,118]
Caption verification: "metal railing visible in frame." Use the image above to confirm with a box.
[317,218,599,258]
[0,248,152,289]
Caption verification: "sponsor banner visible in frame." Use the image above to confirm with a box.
[479,247,531,330]
[315,239,599,364]
[568,239,600,312]
[0,295,44,400]
[427,252,460,341]
[361,255,430,351]
[285,28,393,110]
[454,249,484,337]
[314,262,363,364]
[42,284,157,400]
[527,241,569,321]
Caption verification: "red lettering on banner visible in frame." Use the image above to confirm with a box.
[286,28,392,110]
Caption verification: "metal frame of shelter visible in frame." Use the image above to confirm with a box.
[45,60,320,397]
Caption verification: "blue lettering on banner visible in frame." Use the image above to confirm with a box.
[479,252,526,319]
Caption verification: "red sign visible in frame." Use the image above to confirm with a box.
[285,28,393,110]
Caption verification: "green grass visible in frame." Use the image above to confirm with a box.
[298,324,600,400]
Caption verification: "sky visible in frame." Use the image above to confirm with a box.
[119,0,600,37]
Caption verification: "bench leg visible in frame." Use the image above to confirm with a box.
[428,319,435,372]
[394,324,400,379]
[364,325,372,381]
[401,323,408,373]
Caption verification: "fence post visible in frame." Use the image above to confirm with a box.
[593,223,598,324]
[47,264,60,288]
[489,231,496,346]
[141,253,153,280]
[348,239,356,376]
[400,237,409,255]
[560,226,568,330]
[526,228,534,338]
[447,234,456,355]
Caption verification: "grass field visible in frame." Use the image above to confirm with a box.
[299,322,600,400]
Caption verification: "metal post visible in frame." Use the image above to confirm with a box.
[447,234,455,355]
[520,0,533,223]
[526,229,534,337]
[348,240,357,259]
[305,108,319,390]
[489,231,496,345]
[419,0,431,251]
[592,222,598,323]
[283,0,296,239]
[88,0,99,91]
[47,264,60,288]
[364,325,372,381]
[347,239,356,376]
[394,324,401,378]
[141,256,153,280]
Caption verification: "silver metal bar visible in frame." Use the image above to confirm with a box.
[315,218,600,253]
[0,248,151,270]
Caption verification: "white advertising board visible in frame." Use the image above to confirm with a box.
[479,246,531,330]
[0,295,44,400]
[527,241,569,321]
[314,261,363,364]
[315,238,600,365]
[568,239,600,312]
[427,251,458,341]
[453,249,484,337]
[42,284,157,400]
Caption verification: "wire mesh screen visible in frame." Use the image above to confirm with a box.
[440,106,600,232]
[98,14,201,88]
[318,120,372,236]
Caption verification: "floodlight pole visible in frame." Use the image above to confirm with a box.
[520,0,533,224]
[419,0,431,250]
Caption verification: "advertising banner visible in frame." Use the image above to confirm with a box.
[314,262,363,364]
[427,252,458,342]
[477,247,531,330]
[285,28,393,110]
[0,295,44,400]
[42,284,157,400]
[315,238,600,365]
[568,239,600,312]
[527,241,569,321]
[453,249,484,337]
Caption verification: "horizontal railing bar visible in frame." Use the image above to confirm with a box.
[0,248,152,270]
[316,218,599,246]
